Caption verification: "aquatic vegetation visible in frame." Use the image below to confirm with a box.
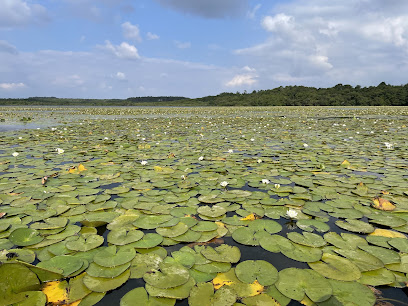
[0,106,408,305]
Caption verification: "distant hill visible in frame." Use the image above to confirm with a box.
[1,82,407,106]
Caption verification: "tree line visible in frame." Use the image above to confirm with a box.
[1,83,407,106]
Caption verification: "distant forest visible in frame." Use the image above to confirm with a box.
[1,82,408,106]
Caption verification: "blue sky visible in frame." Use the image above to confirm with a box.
[1,0,407,98]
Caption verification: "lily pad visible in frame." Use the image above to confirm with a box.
[120,287,176,306]
[143,262,190,289]
[287,232,326,248]
[335,219,374,234]
[146,277,196,299]
[308,253,361,281]
[8,228,44,246]
[275,268,332,302]
[188,282,236,306]
[200,244,241,263]
[235,260,278,286]
[107,228,144,245]
[83,269,130,292]
[93,246,136,267]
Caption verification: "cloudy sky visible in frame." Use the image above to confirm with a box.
[0,0,407,99]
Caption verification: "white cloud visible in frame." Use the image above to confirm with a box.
[122,22,141,42]
[116,72,126,80]
[154,0,248,18]
[226,74,257,87]
[52,74,84,87]
[0,82,26,90]
[0,0,49,28]
[146,32,160,40]
[0,40,18,54]
[247,4,261,19]
[174,41,191,49]
[101,40,140,59]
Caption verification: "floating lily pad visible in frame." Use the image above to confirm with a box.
[143,262,190,289]
[275,268,332,302]
[93,246,136,267]
[146,277,196,299]
[308,253,361,281]
[232,227,270,246]
[358,268,395,286]
[200,245,241,263]
[235,260,278,286]
[281,242,323,262]
[287,232,326,248]
[120,287,176,306]
[296,219,330,233]
[317,279,376,306]
[335,219,374,234]
[87,262,131,278]
[37,255,85,277]
[334,249,384,272]
[324,232,368,250]
[107,228,144,245]
[83,269,130,292]
[188,282,236,306]
[9,228,44,246]
[66,234,104,252]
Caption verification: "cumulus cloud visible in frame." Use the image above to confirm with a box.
[174,41,191,49]
[154,0,248,18]
[0,82,26,90]
[226,74,257,87]
[122,22,141,42]
[146,32,159,40]
[0,0,49,28]
[116,72,126,80]
[101,40,140,59]
[0,40,18,54]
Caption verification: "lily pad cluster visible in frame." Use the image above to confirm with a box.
[1,106,408,305]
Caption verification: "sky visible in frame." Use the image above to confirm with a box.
[0,0,407,99]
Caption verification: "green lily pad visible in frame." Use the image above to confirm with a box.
[235,260,278,286]
[200,245,241,263]
[37,255,84,277]
[143,262,190,289]
[334,249,384,272]
[287,232,326,247]
[191,221,218,232]
[317,279,376,306]
[308,253,361,281]
[323,232,368,250]
[65,234,104,252]
[0,248,35,263]
[130,253,163,279]
[232,227,270,246]
[8,228,44,246]
[259,235,293,253]
[358,244,400,265]
[146,276,196,299]
[247,219,282,234]
[107,228,144,245]
[358,268,395,286]
[120,287,176,306]
[156,222,189,238]
[297,219,330,233]
[335,219,374,234]
[127,233,163,248]
[133,215,174,230]
[0,263,41,305]
[86,262,131,278]
[67,273,92,303]
[188,282,236,306]
[388,237,408,253]
[83,269,130,292]
[93,246,136,267]
[275,268,332,302]
[281,242,323,262]
[197,205,227,218]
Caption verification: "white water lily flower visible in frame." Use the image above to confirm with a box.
[198,156,204,161]
[303,143,309,148]
[262,179,270,184]
[250,138,255,141]
[228,149,234,153]
[384,142,393,149]
[140,160,148,165]
[104,137,109,140]
[56,148,64,154]
[12,152,19,157]
[220,181,229,187]
[286,209,298,219]
[274,183,280,189]
[257,159,262,163]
